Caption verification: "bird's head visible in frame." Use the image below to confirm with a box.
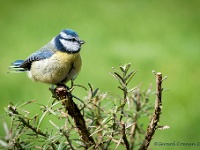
[54,29,85,53]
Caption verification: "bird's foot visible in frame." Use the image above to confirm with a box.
[49,85,59,99]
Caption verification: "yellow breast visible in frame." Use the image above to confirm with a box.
[29,51,82,85]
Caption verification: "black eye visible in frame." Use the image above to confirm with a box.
[68,38,76,42]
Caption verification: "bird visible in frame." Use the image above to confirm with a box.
[9,29,85,86]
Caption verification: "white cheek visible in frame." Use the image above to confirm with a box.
[59,39,70,47]
[59,39,79,51]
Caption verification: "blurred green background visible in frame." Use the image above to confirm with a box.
[0,0,200,149]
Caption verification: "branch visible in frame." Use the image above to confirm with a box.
[60,128,75,150]
[8,105,47,137]
[121,122,130,150]
[130,87,141,149]
[139,72,163,150]
[8,105,57,150]
[54,85,96,149]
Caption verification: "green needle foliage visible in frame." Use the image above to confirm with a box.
[0,63,167,150]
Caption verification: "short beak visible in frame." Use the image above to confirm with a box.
[79,40,85,45]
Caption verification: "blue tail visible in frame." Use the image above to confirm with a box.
[9,60,26,72]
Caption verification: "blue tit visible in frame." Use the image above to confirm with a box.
[10,29,85,86]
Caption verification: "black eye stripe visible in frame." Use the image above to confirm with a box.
[60,36,76,42]
[68,38,76,42]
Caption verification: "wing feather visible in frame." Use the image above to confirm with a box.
[19,50,54,70]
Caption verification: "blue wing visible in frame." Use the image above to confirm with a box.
[19,50,54,70]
